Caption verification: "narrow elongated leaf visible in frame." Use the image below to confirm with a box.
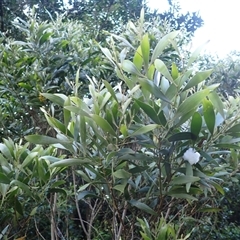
[141,34,150,71]
[183,70,212,91]
[0,172,10,184]
[130,124,158,137]
[25,135,70,145]
[213,143,240,150]
[186,162,193,193]
[135,99,161,124]
[171,63,179,80]
[91,114,117,136]
[191,112,202,136]
[50,158,94,168]
[100,47,115,65]
[10,180,32,196]
[209,180,225,195]
[138,78,170,103]
[203,98,215,135]
[227,124,240,135]
[155,59,174,83]
[103,80,118,102]
[41,93,67,106]
[133,46,143,72]
[187,40,210,67]
[113,183,127,193]
[151,31,179,63]
[175,89,210,117]
[129,200,157,215]
[200,207,221,213]
[167,192,198,201]
[208,91,225,118]
[113,169,131,178]
[171,176,200,185]
[122,60,141,75]
[168,132,196,142]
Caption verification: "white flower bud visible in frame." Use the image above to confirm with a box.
[183,148,200,165]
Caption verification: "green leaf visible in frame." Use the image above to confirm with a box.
[25,135,69,145]
[191,112,202,136]
[129,200,157,215]
[91,114,117,137]
[186,162,193,193]
[187,40,210,67]
[155,59,174,83]
[50,158,94,168]
[113,169,131,179]
[171,176,200,185]
[171,63,178,80]
[138,78,170,103]
[113,183,127,193]
[203,98,215,135]
[41,93,67,106]
[103,80,118,102]
[14,197,23,215]
[175,89,210,118]
[10,180,32,196]
[167,192,198,201]
[135,99,161,124]
[151,31,179,64]
[226,124,240,135]
[133,46,143,71]
[130,124,158,137]
[122,60,141,75]
[100,47,115,65]
[199,207,221,213]
[0,172,10,184]
[214,143,240,150]
[209,180,225,195]
[183,70,212,91]
[208,91,225,118]
[21,152,38,168]
[141,34,150,72]
[168,132,196,142]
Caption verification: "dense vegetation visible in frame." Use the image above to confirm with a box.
[1,1,240,240]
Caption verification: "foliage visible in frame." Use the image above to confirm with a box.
[199,51,240,97]
[0,138,68,239]
[0,0,203,41]
[0,14,111,140]
[20,10,240,239]
[156,0,203,37]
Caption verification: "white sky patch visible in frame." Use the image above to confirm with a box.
[147,0,240,58]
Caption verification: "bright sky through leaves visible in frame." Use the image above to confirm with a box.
[148,0,240,57]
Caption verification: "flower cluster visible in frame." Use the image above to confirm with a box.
[183,148,200,165]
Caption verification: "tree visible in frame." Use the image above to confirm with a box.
[0,0,203,40]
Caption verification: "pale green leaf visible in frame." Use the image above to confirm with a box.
[175,89,210,118]
[171,176,200,185]
[151,31,179,64]
[203,98,215,135]
[155,59,174,83]
[141,34,150,72]
[129,200,157,215]
[130,124,158,137]
[183,70,213,91]
[122,60,141,75]
[113,169,131,179]
[187,40,210,67]
[91,114,117,137]
[50,158,94,168]
[191,112,202,136]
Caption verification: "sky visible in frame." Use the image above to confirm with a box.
[147,0,240,58]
